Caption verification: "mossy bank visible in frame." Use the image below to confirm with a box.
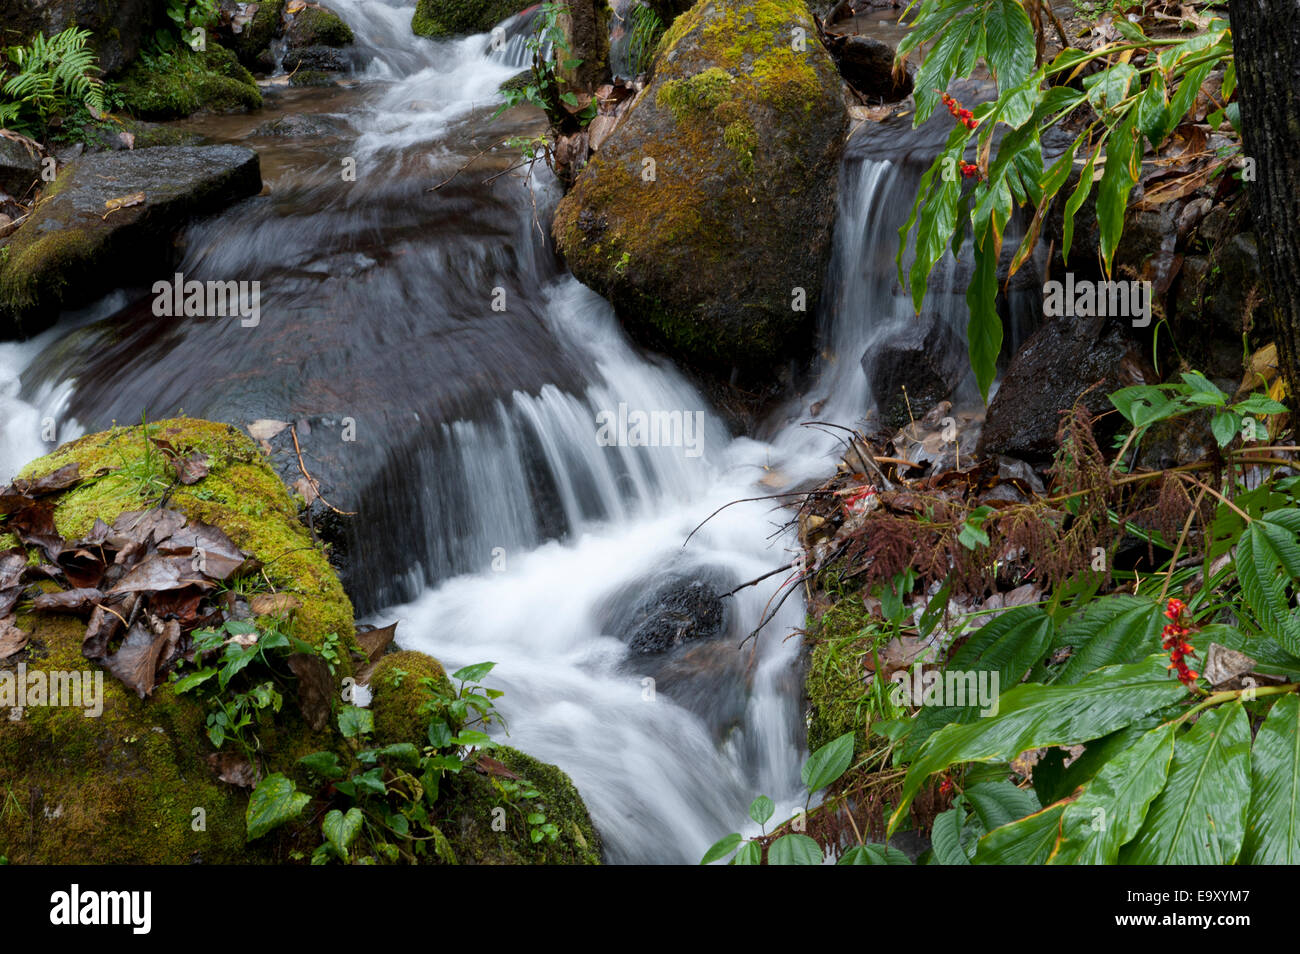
[0,418,602,864]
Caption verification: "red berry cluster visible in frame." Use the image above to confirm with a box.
[939,775,954,797]
[1162,598,1199,688]
[960,162,981,180]
[941,92,979,129]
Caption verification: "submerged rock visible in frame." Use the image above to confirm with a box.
[0,144,262,338]
[553,0,848,383]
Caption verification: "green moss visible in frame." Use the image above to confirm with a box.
[411,0,535,38]
[235,0,286,64]
[723,117,757,172]
[19,417,352,653]
[368,651,453,747]
[439,746,602,864]
[117,44,262,120]
[0,229,93,317]
[657,66,735,121]
[803,591,882,755]
[288,70,335,88]
[291,7,355,46]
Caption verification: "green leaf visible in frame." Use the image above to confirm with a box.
[1061,143,1099,265]
[337,705,374,739]
[1097,110,1141,277]
[298,750,345,781]
[1051,722,1176,864]
[839,843,912,865]
[172,668,217,694]
[929,808,972,865]
[1237,511,1300,655]
[1235,394,1288,416]
[376,742,422,767]
[1120,702,1252,863]
[965,780,1040,831]
[246,773,310,841]
[767,833,823,865]
[1051,595,1164,684]
[1210,411,1241,448]
[748,795,775,826]
[700,832,741,865]
[451,729,494,748]
[984,0,1035,94]
[732,839,762,865]
[888,656,1189,835]
[967,222,1003,402]
[1084,62,1138,114]
[1243,694,1300,864]
[450,661,496,684]
[427,719,453,748]
[972,803,1065,864]
[322,807,363,859]
[802,730,856,793]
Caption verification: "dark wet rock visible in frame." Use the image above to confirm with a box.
[977,315,1154,462]
[862,314,968,430]
[625,577,727,654]
[282,44,356,72]
[554,0,848,384]
[824,34,913,101]
[0,145,262,338]
[1172,232,1268,379]
[230,0,286,67]
[0,138,42,199]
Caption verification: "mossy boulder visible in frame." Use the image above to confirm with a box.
[368,651,454,746]
[117,43,263,120]
[231,0,286,67]
[411,0,536,38]
[287,5,355,46]
[0,143,261,338]
[0,417,352,863]
[553,0,848,383]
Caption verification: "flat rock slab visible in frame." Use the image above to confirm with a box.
[0,144,262,338]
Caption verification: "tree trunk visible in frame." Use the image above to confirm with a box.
[1229,0,1300,412]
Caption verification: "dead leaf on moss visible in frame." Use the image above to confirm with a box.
[0,616,28,659]
[288,652,332,731]
[206,750,261,788]
[250,592,302,616]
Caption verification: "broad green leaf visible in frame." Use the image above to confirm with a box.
[1120,702,1251,864]
[1211,411,1241,448]
[984,0,1035,94]
[375,742,421,767]
[1084,62,1138,114]
[1051,595,1164,684]
[967,223,1002,402]
[1051,722,1176,864]
[338,705,374,739]
[973,803,1065,864]
[450,661,496,684]
[701,833,741,865]
[1061,143,1099,264]
[888,656,1189,835]
[246,773,310,841]
[802,730,855,793]
[768,833,824,865]
[748,795,775,826]
[1243,694,1300,863]
[1097,110,1141,276]
[172,668,217,694]
[732,839,761,865]
[929,808,972,865]
[965,780,1040,832]
[1237,511,1300,655]
[298,750,345,780]
[839,843,912,865]
[322,807,363,859]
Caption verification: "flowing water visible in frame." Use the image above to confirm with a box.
[0,2,1011,863]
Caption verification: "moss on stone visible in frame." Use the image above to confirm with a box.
[291,6,355,46]
[411,0,535,37]
[288,70,335,87]
[439,746,602,864]
[19,417,353,654]
[235,0,286,65]
[117,43,262,120]
[0,229,94,318]
[368,651,453,747]
[803,591,881,755]
[656,66,735,120]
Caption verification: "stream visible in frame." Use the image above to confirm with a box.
[0,1,1013,863]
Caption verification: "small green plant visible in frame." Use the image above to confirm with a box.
[626,3,664,78]
[0,27,104,136]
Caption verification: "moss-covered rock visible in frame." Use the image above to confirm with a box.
[439,746,603,864]
[411,0,535,38]
[368,651,453,746]
[0,417,350,863]
[553,0,847,383]
[0,144,261,337]
[117,43,262,120]
[287,5,355,46]
[232,0,286,66]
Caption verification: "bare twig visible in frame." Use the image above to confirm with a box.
[290,425,356,517]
